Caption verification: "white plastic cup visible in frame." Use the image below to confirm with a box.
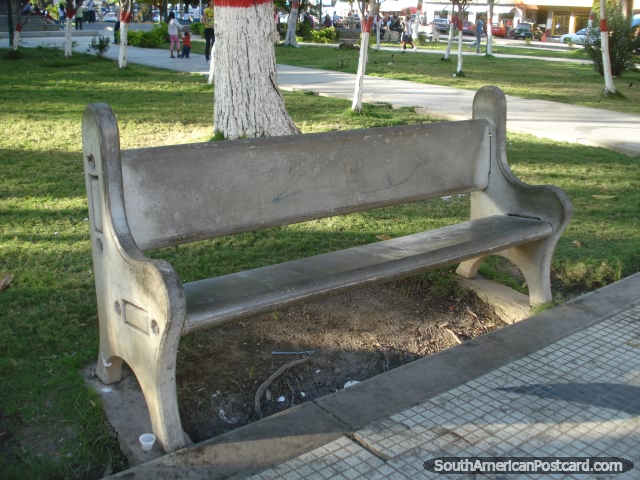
[139,433,156,451]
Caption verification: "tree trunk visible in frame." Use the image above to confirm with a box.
[119,1,134,69]
[13,29,20,51]
[284,2,300,47]
[64,18,73,57]
[63,3,78,58]
[456,18,463,73]
[352,7,377,113]
[415,0,423,41]
[599,2,615,95]
[487,0,494,55]
[8,0,15,50]
[207,43,215,84]
[444,23,454,59]
[214,0,300,139]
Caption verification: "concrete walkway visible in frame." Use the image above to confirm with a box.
[107,273,640,479]
[3,36,640,156]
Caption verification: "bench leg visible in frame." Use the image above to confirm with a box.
[95,314,188,453]
[456,239,553,307]
[456,255,488,279]
[497,239,553,306]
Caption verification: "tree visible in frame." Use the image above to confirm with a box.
[8,0,29,52]
[442,3,457,60]
[486,0,495,55]
[415,0,423,43]
[598,0,615,94]
[213,0,299,139]
[351,0,380,112]
[284,0,300,47]
[118,0,135,68]
[63,1,80,58]
[584,1,634,93]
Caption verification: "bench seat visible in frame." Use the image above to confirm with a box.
[183,215,551,333]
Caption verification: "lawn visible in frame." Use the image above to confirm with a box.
[0,47,638,479]
[267,44,640,115]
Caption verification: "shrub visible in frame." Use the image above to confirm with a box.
[128,22,168,48]
[297,19,313,40]
[190,22,203,36]
[311,27,337,44]
[87,34,111,57]
[583,5,634,77]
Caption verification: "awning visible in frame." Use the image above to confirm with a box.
[466,5,488,12]
[492,6,518,14]
[379,0,420,12]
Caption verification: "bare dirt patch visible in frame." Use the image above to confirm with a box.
[175,278,506,443]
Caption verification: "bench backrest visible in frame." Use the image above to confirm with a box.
[120,120,491,250]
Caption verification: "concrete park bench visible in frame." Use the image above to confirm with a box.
[81,86,571,453]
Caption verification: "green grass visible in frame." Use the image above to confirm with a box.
[270,44,640,115]
[1,47,639,478]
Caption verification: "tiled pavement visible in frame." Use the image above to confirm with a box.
[249,305,640,480]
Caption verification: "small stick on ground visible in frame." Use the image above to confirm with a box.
[254,357,309,419]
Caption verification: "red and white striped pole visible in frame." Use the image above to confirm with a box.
[599,1,615,94]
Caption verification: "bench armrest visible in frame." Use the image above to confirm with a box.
[460,87,573,305]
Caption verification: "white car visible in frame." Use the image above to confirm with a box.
[559,28,587,45]
[103,12,117,22]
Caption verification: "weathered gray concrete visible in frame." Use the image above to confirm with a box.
[83,87,570,456]
[84,365,166,466]
[107,403,348,479]
[457,274,531,324]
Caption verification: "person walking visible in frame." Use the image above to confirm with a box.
[75,2,83,30]
[400,15,416,51]
[202,0,215,64]
[178,30,192,58]
[85,0,95,23]
[167,12,184,58]
[469,17,483,53]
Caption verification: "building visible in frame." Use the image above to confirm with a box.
[379,0,640,37]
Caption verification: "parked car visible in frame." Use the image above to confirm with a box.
[513,22,542,40]
[432,17,450,33]
[103,12,116,22]
[559,28,588,45]
[462,20,476,35]
[491,23,507,38]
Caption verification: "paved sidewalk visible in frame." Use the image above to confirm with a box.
[3,37,640,156]
[108,273,640,479]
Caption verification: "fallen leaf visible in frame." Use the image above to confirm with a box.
[627,341,639,348]
[0,275,14,292]
[376,235,393,241]
[572,240,582,248]
[592,195,617,200]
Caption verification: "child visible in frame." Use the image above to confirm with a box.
[178,31,192,59]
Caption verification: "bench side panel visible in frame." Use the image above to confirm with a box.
[122,120,490,250]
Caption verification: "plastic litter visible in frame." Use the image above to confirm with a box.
[344,380,360,389]
[139,433,156,451]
